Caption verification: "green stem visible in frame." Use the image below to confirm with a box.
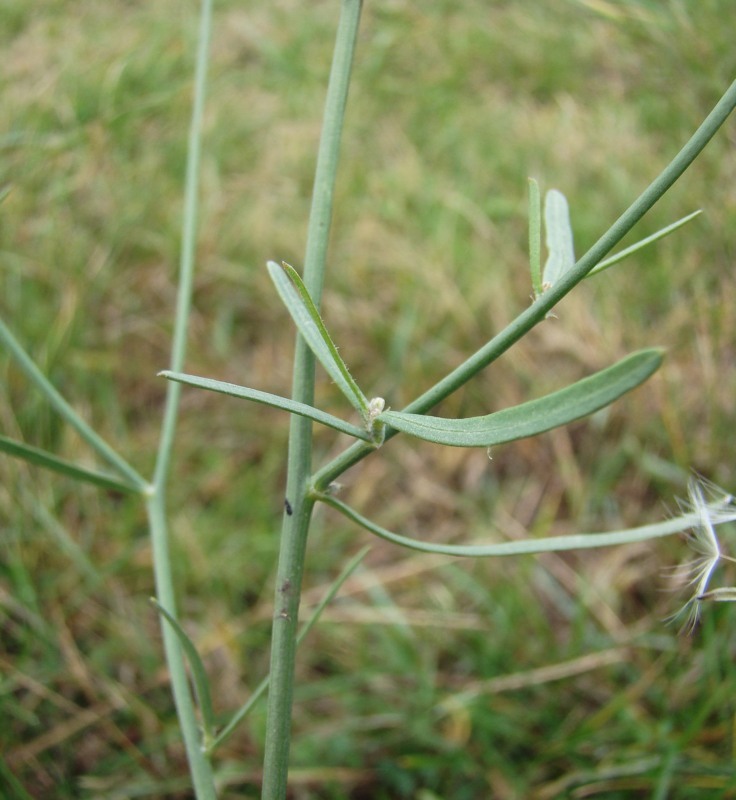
[312,78,736,492]
[146,495,216,799]
[261,3,363,798]
[211,546,369,753]
[153,0,212,488]
[300,2,363,308]
[147,1,217,798]
[408,79,736,416]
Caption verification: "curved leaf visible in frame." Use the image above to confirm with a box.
[379,348,663,447]
[319,493,694,558]
[151,599,216,748]
[160,370,371,441]
[267,261,369,417]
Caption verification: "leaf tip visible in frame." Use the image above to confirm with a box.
[646,346,666,364]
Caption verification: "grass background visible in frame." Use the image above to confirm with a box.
[2,0,736,797]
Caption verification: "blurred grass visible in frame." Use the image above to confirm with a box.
[2,0,736,798]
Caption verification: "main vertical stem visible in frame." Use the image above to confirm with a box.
[149,0,217,797]
[261,3,363,799]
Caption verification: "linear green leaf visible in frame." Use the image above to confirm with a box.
[0,316,148,491]
[528,178,543,296]
[379,348,663,447]
[0,434,142,494]
[160,371,371,441]
[319,493,695,557]
[151,599,216,749]
[267,260,369,417]
[542,188,575,289]
[588,210,702,276]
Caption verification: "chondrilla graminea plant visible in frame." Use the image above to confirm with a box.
[3,2,736,798]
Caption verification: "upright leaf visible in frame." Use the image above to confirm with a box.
[542,188,575,289]
[380,349,663,447]
[528,178,543,297]
[267,261,369,418]
[588,210,702,277]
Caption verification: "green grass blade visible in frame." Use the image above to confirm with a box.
[380,348,663,447]
[319,494,697,557]
[0,435,142,494]
[20,485,100,579]
[151,599,216,750]
[0,755,35,800]
[267,261,369,418]
[160,371,372,442]
[528,178,542,296]
[542,188,575,289]
[588,210,703,276]
[209,545,370,753]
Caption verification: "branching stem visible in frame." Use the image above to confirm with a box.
[312,79,736,492]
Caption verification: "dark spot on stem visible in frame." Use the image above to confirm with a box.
[284,498,293,516]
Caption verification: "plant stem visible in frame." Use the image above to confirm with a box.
[211,546,369,753]
[311,78,736,492]
[153,0,213,489]
[148,1,217,797]
[300,0,364,309]
[261,3,363,798]
[146,495,217,800]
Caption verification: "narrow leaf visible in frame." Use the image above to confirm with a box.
[0,316,147,491]
[320,494,694,557]
[267,261,369,417]
[528,178,543,296]
[209,545,371,752]
[542,189,575,289]
[151,599,216,747]
[588,210,702,276]
[160,371,372,442]
[380,348,663,447]
[0,434,142,494]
